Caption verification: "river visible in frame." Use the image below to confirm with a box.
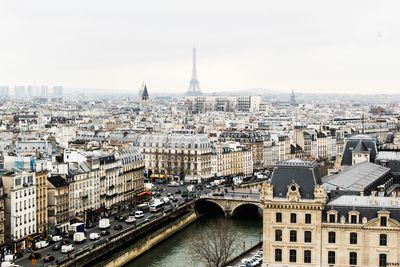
[125,214,262,267]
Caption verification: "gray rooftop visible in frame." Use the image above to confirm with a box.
[376,151,400,161]
[323,162,390,192]
[328,195,400,208]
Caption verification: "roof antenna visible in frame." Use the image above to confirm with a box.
[361,113,365,134]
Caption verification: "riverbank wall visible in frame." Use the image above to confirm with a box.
[103,210,198,267]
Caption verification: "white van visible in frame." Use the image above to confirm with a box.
[61,244,74,254]
[73,232,86,243]
[134,211,144,219]
[1,262,22,267]
[89,233,100,240]
[35,240,49,249]
[3,255,14,262]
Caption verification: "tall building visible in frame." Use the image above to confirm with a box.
[14,86,26,98]
[0,86,9,98]
[40,85,48,98]
[186,47,202,96]
[53,86,63,98]
[290,89,296,105]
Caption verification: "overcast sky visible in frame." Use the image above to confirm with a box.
[1,0,400,95]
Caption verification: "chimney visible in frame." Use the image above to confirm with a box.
[391,192,397,206]
[370,191,377,206]
[360,185,364,196]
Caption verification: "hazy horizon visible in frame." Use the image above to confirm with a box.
[1,0,400,95]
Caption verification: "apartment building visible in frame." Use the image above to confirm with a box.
[2,171,36,253]
[138,133,213,183]
[262,159,400,267]
[47,175,69,235]
[115,147,145,203]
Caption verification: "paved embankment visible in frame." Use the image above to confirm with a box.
[225,242,262,267]
[58,200,196,267]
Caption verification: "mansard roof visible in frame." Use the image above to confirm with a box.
[270,159,321,199]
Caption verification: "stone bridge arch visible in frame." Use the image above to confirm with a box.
[231,202,262,218]
[195,197,262,217]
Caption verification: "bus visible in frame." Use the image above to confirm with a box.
[137,203,150,212]
[149,201,165,213]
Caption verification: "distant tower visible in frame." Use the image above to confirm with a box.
[290,90,296,105]
[186,47,202,96]
[141,84,149,100]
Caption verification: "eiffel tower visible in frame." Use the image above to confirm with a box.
[186,47,202,96]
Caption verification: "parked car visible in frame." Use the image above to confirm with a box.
[51,235,62,243]
[134,211,144,219]
[52,243,62,251]
[114,224,123,230]
[125,216,136,224]
[89,233,100,240]
[100,230,110,236]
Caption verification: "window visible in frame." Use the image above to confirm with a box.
[349,252,357,265]
[275,249,282,262]
[275,230,282,241]
[290,230,297,242]
[304,250,311,263]
[304,231,312,243]
[276,212,282,223]
[289,250,296,263]
[380,234,387,246]
[290,213,297,223]
[379,254,387,267]
[380,216,387,227]
[329,214,335,223]
[305,214,311,224]
[350,215,357,224]
[328,232,336,243]
[350,232,358,244]
[328,251,336,264]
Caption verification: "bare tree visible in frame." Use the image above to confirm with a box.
[190,218,238,267]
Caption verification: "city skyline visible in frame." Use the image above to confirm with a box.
[1,1,400,94]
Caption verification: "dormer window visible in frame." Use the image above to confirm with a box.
[381,216,387,227]
[378,210,390,227]
[348,211,360,224]
[327,210,338,223]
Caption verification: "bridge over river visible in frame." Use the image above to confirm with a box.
[196,190,262,217]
